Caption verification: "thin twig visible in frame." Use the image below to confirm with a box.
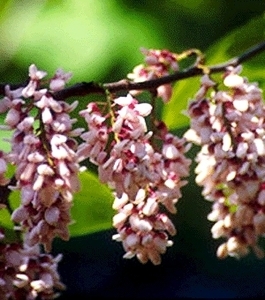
[102,41,265,93]
[55,41,265,98]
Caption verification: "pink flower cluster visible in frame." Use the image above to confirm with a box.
[0,64,82,252]
[79,94,191,264]
[127,48,179,102]
[0,229,64,300]
[185,66,265,258]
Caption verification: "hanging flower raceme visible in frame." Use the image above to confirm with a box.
[0,64,82,252]
[185,65,265,259]
[0,229,65,300]
[127,48,179,103]
[79,94,191,265]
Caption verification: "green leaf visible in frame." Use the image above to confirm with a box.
[0,170,114,238]
[161,77,200,130]
[0,115,12,152]
[205,16,265,65]
[0,185,19,224]
[0,130,12,152]
[204,15,265,90]
[0,207,18,243]
[162,15,265,130]
[0,208,13,230]
[69,171,114,236]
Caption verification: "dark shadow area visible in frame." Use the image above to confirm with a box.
[53,228,265,299]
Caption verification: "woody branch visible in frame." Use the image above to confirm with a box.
[0,41,265,100]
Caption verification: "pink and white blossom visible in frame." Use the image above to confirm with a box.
[79,93,191,264]
[127,48,179,102]
[185,66,265,259]
[1,64,82,252]
[0,230,64,300]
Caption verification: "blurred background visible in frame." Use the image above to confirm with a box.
[1,0,265,298]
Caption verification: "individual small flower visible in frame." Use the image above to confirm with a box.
[127,48,179,103]
[49,69,72,92]
[185,66,265,259]
[22,64,47,98]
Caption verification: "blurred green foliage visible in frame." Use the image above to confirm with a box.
[0,0,265,241]
[163,15,265,129]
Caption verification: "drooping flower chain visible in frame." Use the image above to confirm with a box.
[79,94,191,264]
[0,65,82,252]
[185,65,265,259]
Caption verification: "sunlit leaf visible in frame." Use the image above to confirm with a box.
[0,130,12,152]
[1,0,163,82]
[69,170,114,236]
[0,208,13,229]
[0,183,19,224]
[0,0,45,73]
[162,77,200,130]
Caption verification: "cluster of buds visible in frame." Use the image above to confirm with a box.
[0,229,64,300]
[185,65,265,259]
[127,48,179,102]
[79,94,191,264]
